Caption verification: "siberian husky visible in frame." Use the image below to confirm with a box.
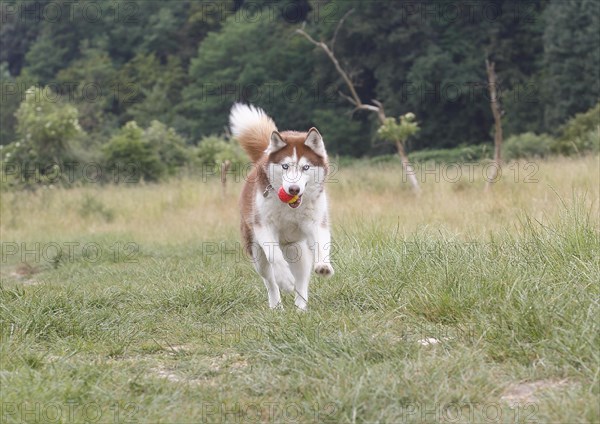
[229,103,334,310]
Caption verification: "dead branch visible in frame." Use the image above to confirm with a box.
[295,28,365,114]
[296,20,420,193]
[331,9,355,53]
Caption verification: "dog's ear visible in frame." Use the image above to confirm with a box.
[268,131,286,152]
[304,127,326,157]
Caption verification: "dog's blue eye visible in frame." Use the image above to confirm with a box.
[282,164,289,170]
[302,165,310,171]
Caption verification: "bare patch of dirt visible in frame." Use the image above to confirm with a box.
[151,352,248,386]
[152,365,203,384]
[6,263,43,285]
[209,353,248,372]
[165,344,194,355]
[500,379,572,404]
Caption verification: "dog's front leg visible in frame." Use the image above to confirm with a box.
[253,225,295,294]
[309,220,335,278]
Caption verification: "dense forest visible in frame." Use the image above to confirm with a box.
[1,0,598,170]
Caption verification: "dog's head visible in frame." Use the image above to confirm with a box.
[266,128,328,209]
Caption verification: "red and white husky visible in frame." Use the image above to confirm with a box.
[229,103,334,310]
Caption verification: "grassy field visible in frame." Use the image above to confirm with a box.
[1,155,599,423]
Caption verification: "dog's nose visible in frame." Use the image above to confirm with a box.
[288,185,300,196]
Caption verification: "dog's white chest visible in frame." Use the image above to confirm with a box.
[259,195,316,243]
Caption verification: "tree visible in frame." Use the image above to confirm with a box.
[485,59,503,192]
[377,113,421,192]
[182,13,317,141]
[14,85,81,164]
[124,56,186,128]
[54,45,117,133]
[542,0,600,129]
[2,85,82,186]
[296,12,421,192]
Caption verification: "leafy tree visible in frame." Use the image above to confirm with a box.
[125,56,187,128]
[24,33,70,82]
[141,8,180,55]
[542,0,600,129]
[377,113,420,145]
[2,85,82,186]
[0,0,43,75]
[55,45,118,133]
[182,14,317,140]
[14,85,81,164]
[311,109,365,156]
[0,63,19,145]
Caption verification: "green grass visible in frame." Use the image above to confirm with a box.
[1,155,599,423]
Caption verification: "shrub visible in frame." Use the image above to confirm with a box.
[407,144,492,163]
[144,120,189,176]
[552,103,600,155]
[502,132,554,160]
[195,135,246,166]
[102,121,164,182]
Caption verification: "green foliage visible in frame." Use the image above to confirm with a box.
[78,194,115,222]
[311,109,366,157]
[407,144,492,164]
[14,86,82,162]
[2,86,82,187]
[54,45,118,134]
[377,113,419,145]
[144,120,190,175]
[542,1,600,128]
[102,120,192,182]
[0,62,18,145]
[24,33,70,82]
[552,103,600,155]
[559,103,600,142]
[195,135,246,166]
[102,121,164,182]
[503,132,554,160]
[117,53,186,128]
[2,0,598,164]
[182,14,316,140]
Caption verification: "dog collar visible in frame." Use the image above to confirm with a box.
[263,184,274,198]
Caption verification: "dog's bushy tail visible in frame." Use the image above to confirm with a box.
[229,103,277,163]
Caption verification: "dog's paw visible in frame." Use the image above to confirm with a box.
[272,262,295,293]
[314,263,334,278]
[295,304,307,312]
[270,302,284,311]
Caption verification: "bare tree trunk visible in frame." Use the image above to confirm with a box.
[485,59,503,192]
[296,20,420,194]
[395,140,420,194]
